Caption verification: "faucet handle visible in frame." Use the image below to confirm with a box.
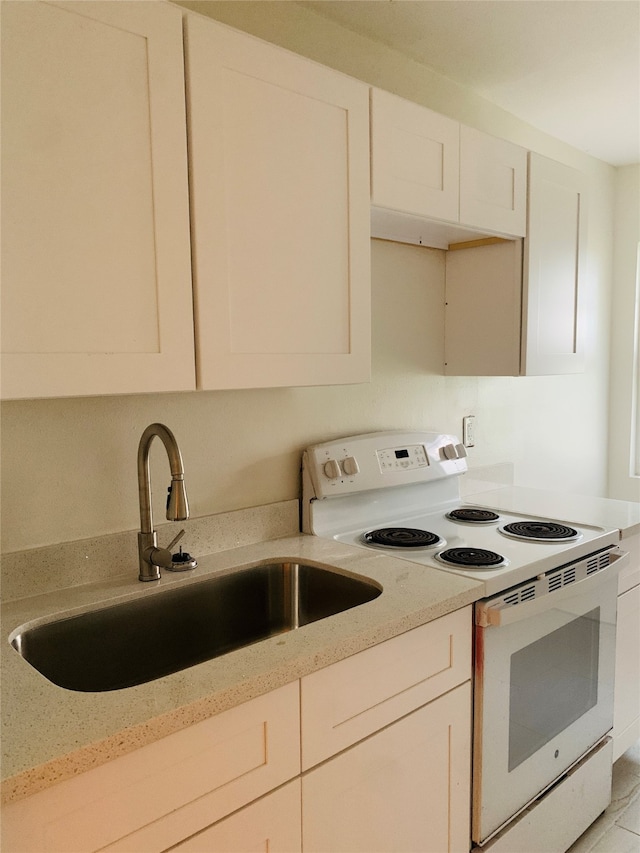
[165,528,186,553]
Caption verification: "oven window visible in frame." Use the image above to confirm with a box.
[508,608,600,772]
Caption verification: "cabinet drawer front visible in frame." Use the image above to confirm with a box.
[300,607,472,769]
[1,683,300,853]
[169,780,301,853]
[371,88,460,222]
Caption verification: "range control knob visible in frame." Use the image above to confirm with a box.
[323,459,342,480]
[341,456,360,476]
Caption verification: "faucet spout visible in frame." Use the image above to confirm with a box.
[138,423,189,533]
[137,423,193,581]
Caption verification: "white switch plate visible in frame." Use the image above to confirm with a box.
[463,415,475,447]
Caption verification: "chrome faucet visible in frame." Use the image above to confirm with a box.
[137,423,197,581]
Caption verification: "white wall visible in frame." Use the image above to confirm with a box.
[0,2,617,554]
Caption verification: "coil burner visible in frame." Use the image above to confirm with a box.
[362,527,442,549]
[499,521,581,542]
[436,547,507,569]
[446,508,500,524]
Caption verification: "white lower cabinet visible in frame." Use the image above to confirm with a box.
[613,532,640,761]
[1,683,301,853]
[613,582,640,760]
[301,606,473,853]
[302,682,472,853]
[1,609,472,853]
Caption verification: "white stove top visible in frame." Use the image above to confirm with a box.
[332,503,616,597]
[302,430,619,597]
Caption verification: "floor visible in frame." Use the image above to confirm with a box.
[567,740,640,852]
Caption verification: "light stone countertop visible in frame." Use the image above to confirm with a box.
[1,533,483,804]
[465,486,640,538]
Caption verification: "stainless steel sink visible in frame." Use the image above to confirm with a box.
[10,562,382,692]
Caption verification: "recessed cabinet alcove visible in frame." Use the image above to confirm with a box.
[444,153,587,376]
[367,86,587,377]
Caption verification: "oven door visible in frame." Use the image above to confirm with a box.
[472,549,627,845]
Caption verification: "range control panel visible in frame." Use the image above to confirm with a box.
[377,443,429,472]
[303,430,467,500]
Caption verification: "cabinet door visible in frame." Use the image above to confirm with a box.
[1,1,195,399]
[613,582,640,760]
[371,88,459,222]
[171,780,301,853]
[459,126,527,237]
[521,153,587,375]
[185,15,371,390]
[302,681,472,853]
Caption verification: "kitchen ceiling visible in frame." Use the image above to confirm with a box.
[297,0,640,166]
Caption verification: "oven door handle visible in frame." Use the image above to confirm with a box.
[476,547,628,627]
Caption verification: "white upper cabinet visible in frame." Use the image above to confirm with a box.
[3,1,584,395]
[370,88,527,248]
[2,4,370,400]
[1,1,196,399]
[521,153,587,375]
[185,15,371,390]
[459,125,527,237]
[370,87,584,377]
[370,88,460,223]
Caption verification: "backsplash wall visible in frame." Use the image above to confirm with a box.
[1,3,616,554]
